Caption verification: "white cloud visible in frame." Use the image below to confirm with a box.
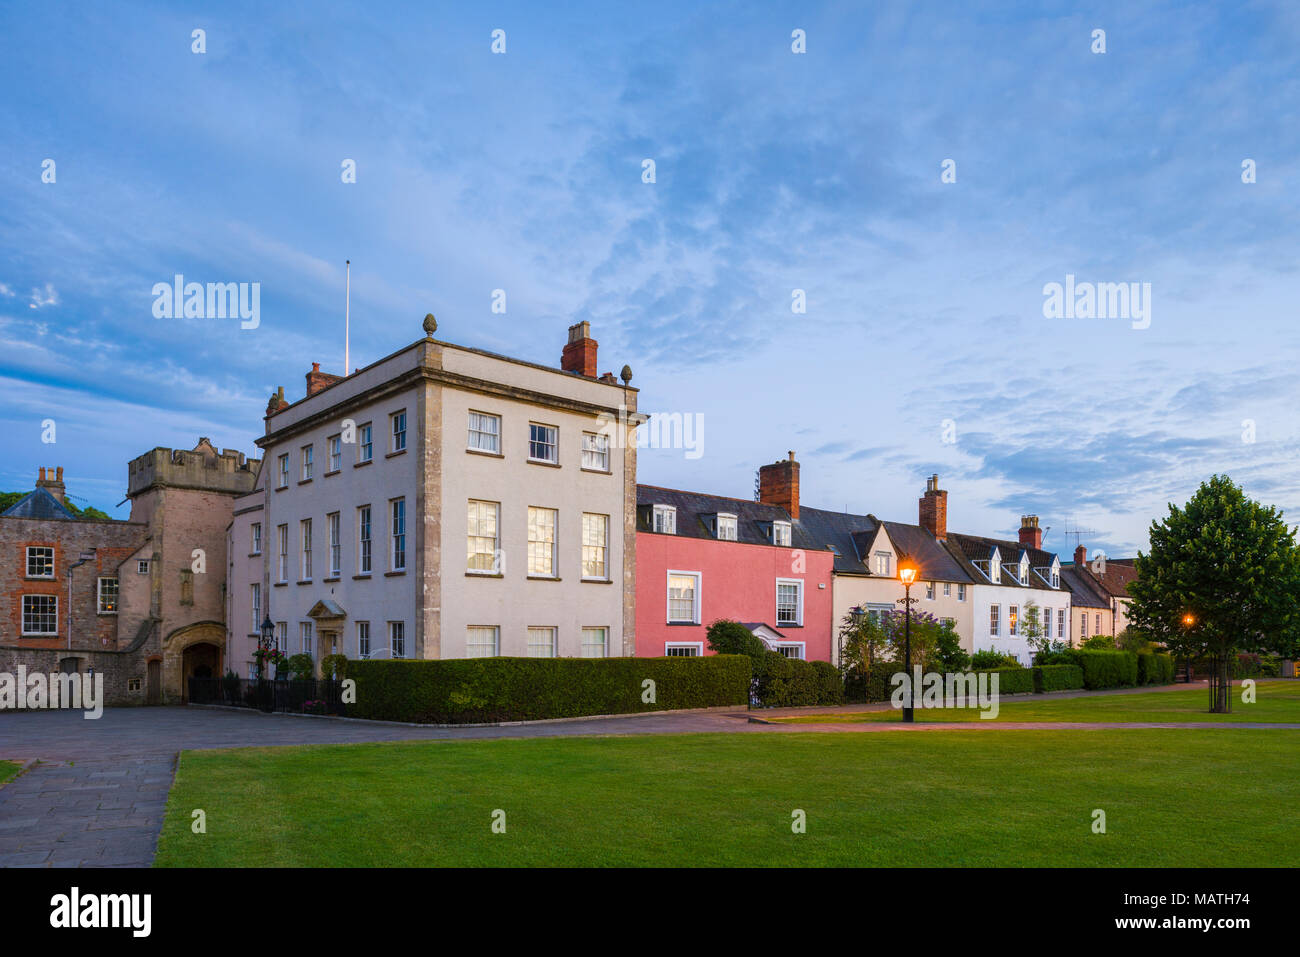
[28,282,59,309]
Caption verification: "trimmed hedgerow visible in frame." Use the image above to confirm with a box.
[977,666,1034,695]
[1137,652,1175,685]
[1033,664,1085,693]
[754,652,844,707]
[1069,649,1139,689]
[346,655,752,724]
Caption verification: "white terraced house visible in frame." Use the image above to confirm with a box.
[226,317,643,675]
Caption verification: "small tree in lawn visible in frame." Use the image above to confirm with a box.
[1023,599,1067,663]
[1127,474,1300,713]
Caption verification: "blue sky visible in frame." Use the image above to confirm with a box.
[1,0,1297,558]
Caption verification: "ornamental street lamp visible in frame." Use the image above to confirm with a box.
[260,615,276,680]
[897,558,919,723]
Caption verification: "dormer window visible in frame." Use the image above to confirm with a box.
[771,521,792,547]
[1019,557,1029,585]
[653,505,676,535]
[874,551,892,576]
[990,550,1001,584]
[714,513,738,541]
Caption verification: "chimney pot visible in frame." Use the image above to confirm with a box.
[1019,514,1042,550]
[1075,544,1088,566]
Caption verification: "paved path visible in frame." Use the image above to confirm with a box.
[2,695,1296,868]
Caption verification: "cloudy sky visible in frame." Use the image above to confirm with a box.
[1,1,1297,558]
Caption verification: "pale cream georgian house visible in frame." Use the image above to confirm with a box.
[227,317,642,673]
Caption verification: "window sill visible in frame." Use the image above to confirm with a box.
[354,459,373,469]
[275,485,288,492]
[21,634,58,639]
[298,479,313,486]
[527,459,561,468]
[97,612,117,617]
[466,447,504,458]
[384,570,406,577]
[666,621,700,626]
[526,575,561,581]
[386,449,407,459]
[322,576,340,583]
[580,467,611,475]
[273,582,288,588]
[297,580,312,585]
[777,623,803,629]
[324,469,340,478]
[352,574,372,580]
[467,571,503,579]
[24,576,56,581]
[581,577,613,584]
[249,553,261,559]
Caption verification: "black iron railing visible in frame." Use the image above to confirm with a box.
[188,677,347,716]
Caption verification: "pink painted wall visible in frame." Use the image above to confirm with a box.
[635,532,836,661]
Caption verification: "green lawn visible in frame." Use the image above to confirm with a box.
[772,680,1300,724]
[155,729,1300,867]
[0,760,21,787]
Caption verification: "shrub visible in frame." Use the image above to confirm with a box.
[1033,664,1084,693]
[706,619,768,658]
[1136,652,1175,685]
[970,649,1020,670]
[1071,649,1138,689]
[844,662,897,703]
[320,654,348,679]
[285,653,316,680]
[346,655,752,723]
[810,660,845,706]
[1081,634,1116,650]
[977,666,1034,695]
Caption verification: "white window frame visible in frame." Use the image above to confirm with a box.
[652,504,676,534]
[26,546,55,579]
[958,583,966,601]
[467,625,500,658]
[990,604,1000,636]
[357,621,371,659]
[21,595,58,635]
[874,551,891,576]
[925,581,935,600]
[581,512,609,581]
[1009,604,1018,636]
[277,454,289,488]
[95,577,118,614]
[772,521,792,547]
[667,570,702,624]
[299,621,314,657]
[301,444,313,481]
[390,498,406,572]
[527,626,557,658]
[527,506,558,578]
[357,506,372,575]
[467,500,501,574]
[251,522,262,555]
[327,512,341,577]
[581,626,608,658]
[1043,608,1052,638]
[300,518,312,581]
[775,578,803,627]
[357,422,373,464]
[528,422,559,464]
[277,524,289,583]
[389,620,406,658]
[774,642,806,660]
[664,642,703,657]
[714,513,738,541]
[390,410,407,453]
[249,583,261,632]
[1058,608,1067,641]
[581,431,610,471]
[137,559,149,575]
[328,434,342,472]
[468,411,501,454]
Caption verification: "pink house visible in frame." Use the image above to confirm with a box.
[634,454,835,661]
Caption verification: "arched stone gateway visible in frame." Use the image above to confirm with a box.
[163,621,225,703]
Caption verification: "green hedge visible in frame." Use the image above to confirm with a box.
[755,653,844,707]
[978,666,1034,695]
[1068,649,1138,689]
[346,655,752,724]
[1136,652,1175,685]
[1033,664,1084,693]
[843,663,895,703]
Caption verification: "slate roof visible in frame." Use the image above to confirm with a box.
[636,485,822,550]
[1062,558,1139,600]
[1060,565,1110,609]
[1,488,75,521]
[943,532,1064,592]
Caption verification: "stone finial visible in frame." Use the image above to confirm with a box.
[620,364,633,384]
[423,313,438,336]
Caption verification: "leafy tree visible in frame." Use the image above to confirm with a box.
[1127,474,1300,713]
[837,609,888,675]
[933,621,970,672]
[705,618,767,658]
[1115,627,1151,652]
[1081,634,1116,650]
[0,491,23,512]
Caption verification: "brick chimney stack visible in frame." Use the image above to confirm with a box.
[1074,544,1087,565]
[37,466,66,504]
[1019,515,1042,550]
[306,362,343,397]
[758,451,800,519]
[919,474,947,540]
[561,321,599,377]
